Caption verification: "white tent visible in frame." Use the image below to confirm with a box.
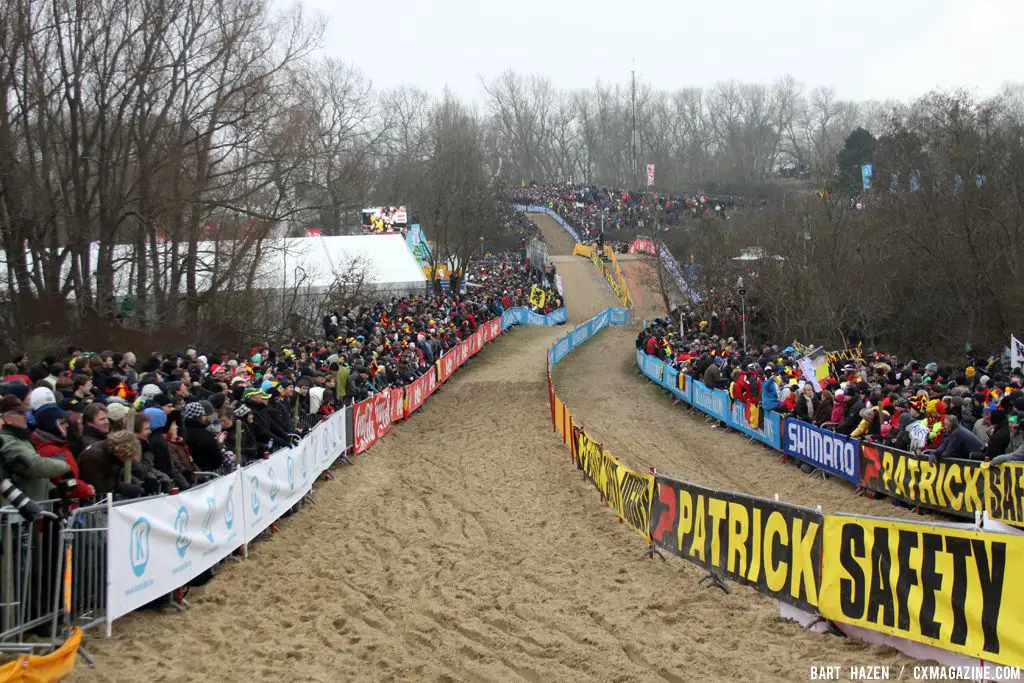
[1,232,426,298]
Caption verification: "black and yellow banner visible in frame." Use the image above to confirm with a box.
[573,427,653,540]
[859,444,985,518]
[648,475,823,611]
[826,346,863,365]
[529,285,546,308]
[819,514,1024,668]
[986,463,1024,527]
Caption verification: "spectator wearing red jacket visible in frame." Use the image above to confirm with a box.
[31,403,95,500]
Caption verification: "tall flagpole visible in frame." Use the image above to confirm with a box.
[631,59,637,189]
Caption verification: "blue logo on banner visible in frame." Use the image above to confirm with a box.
[286,455,295,492]
[268,466,279,502]
[782,418,860,484]
[174,506,191,558]
[323,430,330,463]
[301,445,309,482]
[202,497,216,543]
[129,517,151,577]
[250,476,261,514]
[224,485,235,529]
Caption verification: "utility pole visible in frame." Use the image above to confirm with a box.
[631,59,637,189]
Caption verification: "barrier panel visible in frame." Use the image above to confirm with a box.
[859,444,985,520]
[649,475,823,612]
[354,390,393,454]
[818,514,1024,668]
[783,419,859,484]
[108,469,246,620]
[573,427,654,540]
[987,463,1024,526]
[404,369,438,418]
[501,306,567,330]
[628,238,657,255]
[690,379,730,424]
[729,400,783,450]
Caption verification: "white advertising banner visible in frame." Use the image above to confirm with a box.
[107,469,246,620]
[241,443,307,543]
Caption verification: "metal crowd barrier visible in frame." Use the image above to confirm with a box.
[0,500,64,653]
[62,498,111,636]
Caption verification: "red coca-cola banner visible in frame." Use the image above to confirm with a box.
[390,387,405,423]
[628,238,657,255]
[353,390,393,454]
[404,369,438,418]
[485,318,501,341]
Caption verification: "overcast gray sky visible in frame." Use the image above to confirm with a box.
[304,0,1021,103]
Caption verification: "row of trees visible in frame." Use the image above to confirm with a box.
[0,0,502,352]
[655,90,1024,361]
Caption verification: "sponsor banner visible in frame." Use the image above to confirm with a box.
[573,427,653,540]
[500,307,566,329]
[782,419,859,484]
[642,354,665,382]
[550,334,571,368]
[610,308,630,325]
[987,463,1024,527]
[242,441,311,543]
[729,400,782,450]
[691,379,730,423]
[390,387,405,423]
[662,364,679,395]
[437,349,457,384]
[554,396,565,439]
[404,368,437,417]
[108,470,246,620]
[819,514,1024,668]
[353,390,393,454]
[649,475,823,611]
[628,238,657,255]
[860,444,985,519]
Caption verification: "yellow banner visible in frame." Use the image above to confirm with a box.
[573,243,592,258]
[554,396,565,439]
[819,515,1024,668]
[987,463,1024,527]
[826,346,863,364]
[529,285,546,308]
[573,428,653,539]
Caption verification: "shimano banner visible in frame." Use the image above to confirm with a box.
[108,469,246,620]
[782,419,859,484]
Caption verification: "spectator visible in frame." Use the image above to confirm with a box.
[183,401,225,472]
[31,403,95,500]
[145,407,191,491]
[73,404,110,458]
[925,415,985,462]
[0,394,71,501]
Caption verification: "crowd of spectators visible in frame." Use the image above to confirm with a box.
[0,251,563,507]
[638,318,1024,467]
[510,183,739,241]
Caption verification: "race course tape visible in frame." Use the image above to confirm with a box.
[546,310,1024,669]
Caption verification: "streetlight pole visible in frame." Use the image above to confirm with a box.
[737,277,747,352]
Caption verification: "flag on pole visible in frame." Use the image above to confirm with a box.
[646,164,655,187]
[861,163,873,191]
[1012,335,1024,369]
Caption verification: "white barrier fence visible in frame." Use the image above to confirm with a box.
[107,408,349,622]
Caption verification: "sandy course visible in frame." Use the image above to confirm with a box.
[73,213,938,683]
[617,256,666,322]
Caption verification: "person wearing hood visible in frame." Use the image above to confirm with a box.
[983,410,1012,458]
[0,395,71,501]
[760,367,780,412]
[182,401,224,471]
[31,403,95,500]
[812,388,835,426]
[144,407,191,491]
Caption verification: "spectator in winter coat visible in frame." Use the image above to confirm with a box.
[182,401,225,471]
[31,403,95,500]
[760,368,780,412]
[165,417,197,484]
[0,395,70,501]
[793,384,817,423]
[837,392,865,436]
[133,414,173,494]
[72,404,110,458]
[78,429,144,499]
[145,408,191,491]
[983,411,1012,459]
[925,415,985,462]
[812,389,834,426]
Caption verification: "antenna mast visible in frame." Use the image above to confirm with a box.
[631,58,637,188]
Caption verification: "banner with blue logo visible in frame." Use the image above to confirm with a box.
[501,307,566,330]
[782,418,860,484]
[690,380,730,423]
[610,308,631,325]
[549,334,571,368]
[106,408,350,622]
[511,205,580,242]
[642,354,665,382]
[107,468,246,620]
[727,400,783,450]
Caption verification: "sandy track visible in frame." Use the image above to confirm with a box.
[529,213,576,257]
[617,257,666,322]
